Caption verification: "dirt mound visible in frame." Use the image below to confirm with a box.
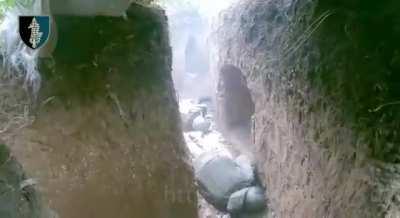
[2,3,197,218]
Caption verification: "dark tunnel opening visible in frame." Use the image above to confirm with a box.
[217,64,255,146]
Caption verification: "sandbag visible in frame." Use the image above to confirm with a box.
[195,154,255,211]
[227,186,266,214]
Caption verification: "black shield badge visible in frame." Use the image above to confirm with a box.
[19,16,50,49]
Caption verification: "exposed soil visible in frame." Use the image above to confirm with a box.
[0,3,198,218]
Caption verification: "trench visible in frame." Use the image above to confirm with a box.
[2,0,398,217]
[0,0,265,217]
[163,1,263,217]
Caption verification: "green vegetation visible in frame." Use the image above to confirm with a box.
[279,0,400,164]
[39,4,169,105]
[0,0,34,14]
[0,144,10,165]
[310,0,400,163]
[0,0,16,14]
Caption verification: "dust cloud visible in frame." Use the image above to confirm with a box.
[161,0,236,99]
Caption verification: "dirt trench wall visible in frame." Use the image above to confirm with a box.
[216,0,400,217]
[2,3,197,218]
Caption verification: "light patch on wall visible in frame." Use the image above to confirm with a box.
[160,0,237,18]
[197,0,237,18]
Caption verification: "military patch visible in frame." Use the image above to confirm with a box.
[19,16,50,49]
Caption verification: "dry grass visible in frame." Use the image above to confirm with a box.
[0,74,34,137]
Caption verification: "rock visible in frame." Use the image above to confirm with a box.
[192,115,211,132]
[227,186,266,214]
[195,153,255,211]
